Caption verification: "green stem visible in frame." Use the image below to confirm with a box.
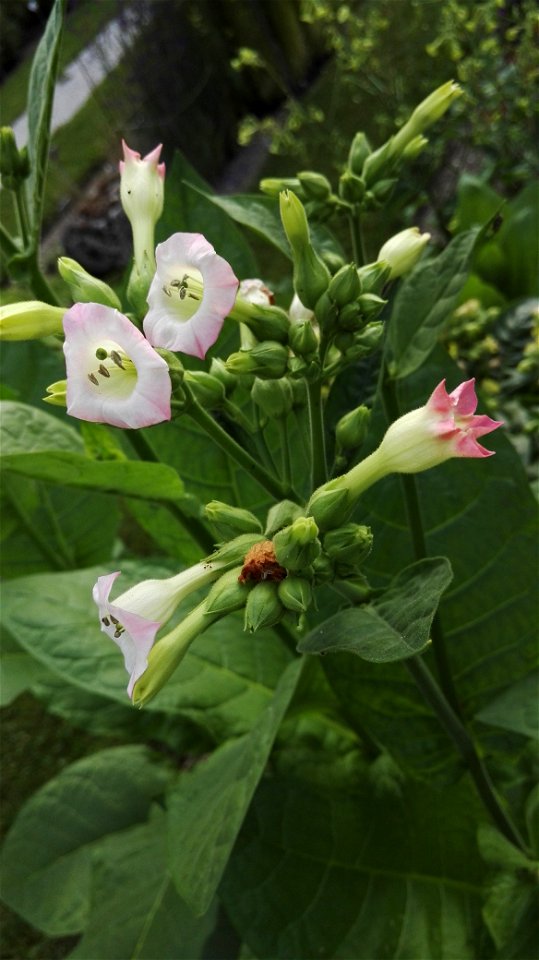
[126,431,214,555]
[187,396,296,502]
[28,253,60,306]
[222,398,256,434]
[277,416,292,489]
[14,186,30,248]
[0,222,19,259]
[380,370,462,716]
[406,655,529,854]
[306,378,327,491]
[349,205,367,267]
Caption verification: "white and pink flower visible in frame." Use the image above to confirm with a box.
[144,232,238,358]
[63,302,171,429]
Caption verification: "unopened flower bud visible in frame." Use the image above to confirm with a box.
[314,291,338,330]
[307,477,351,531]
[252,376,294,419]
[185,370,225,409]
[225,341,288,379]
[358,295,386,319]
[120,141,165,312]
[57,257,121,309]
[390,81,463,159]
[323,524,373,567]
[244,581,283,632]
[345,321,385,359]
[338,171,366,203]
[259,177,303,197]
[0,127,29,187]
[336,405,371,451]
[347,131,372,175]
[43,379,67,407]
[297,170,332,201]
[378,227,430,279]
[265,500,304,537]
[233,300,290,344]
[402,135,428,160]
[357,261,392,295]
[337,302,363,332]
[0,300,65,341]
[208,533,263,565]
[328,263,361,308]
[277,576,312,613]
[204,501,262,539]
[279,190,331,309]
[205,566,247,615]
[209,357,238,393]
[273,516,321,571]
[289,318,319,357]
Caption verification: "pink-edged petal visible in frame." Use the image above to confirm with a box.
[454,434,495,458]
[468,414,504,437]
[450,378,478,415]
[427,379,452,414]
[93,571,121,608]
[63,303,171,429]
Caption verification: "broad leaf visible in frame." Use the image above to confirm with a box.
[0,564,293,738]
[167,657,303,916]
[475,672,539,740]
[0,746,173,936]
[26,0,66,250]
[298,557,452,662]
[387,229,480,379]
[478,824,539,957]
[69,810,217,960]
[222,775,486,959]
[0,627,52,705]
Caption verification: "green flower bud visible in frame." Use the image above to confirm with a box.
[297,170,332,201]
[357,261,392,295]
[0,127,29,187]
[0,300,65,341]
[320,250,346,275]
[377,227,431,279]
[336,405,371,451]
[328,263,361,308]
[244,581,283,633]
[277,576,312,613]
[205,566,247,615]
[390,81,463,158]
[252,376,294,419]
[370,178,397,204]
[279,190,331,309]
[225,341,288,380]
[209,357,237,394]
[323,523,373,567]
[338,171,366,203]
[337,302,363,332]
[204,501,262,539]
[185,370,225,409]
[314,291,338,331]
[362,141,394,187]
[57,257,122,310]
[208,533,263,565]
[289,318,319,358]
[43,379,67,407]
[402,135,428,160]
[259,177,303,198]
[312,552,334,582]
[358,295,387,318]
[273,516,321,571]
[234,303,290,344]
[265,500,304,537]
[307,477,351,531]
[347,131,372,176]
[343,322,385,361]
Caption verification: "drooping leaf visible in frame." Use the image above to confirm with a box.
[68,810,217,960]
[387,229,480,379]
[0,746,173,936]
[221,775,486,959]
[475,672,539,740]
[298,557,452,662]
[167,657,303,916]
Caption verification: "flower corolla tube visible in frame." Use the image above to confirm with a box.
[144,232,239,358]
[63,302,171,429]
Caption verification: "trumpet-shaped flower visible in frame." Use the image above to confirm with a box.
[144,233,239,358]
[63,302,171,428]
[93,561,224,698]
[377,227,430,279]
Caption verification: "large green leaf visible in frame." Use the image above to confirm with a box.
[322,349,538,781]
[298,557,452,662]
[25,0,66,250]
[475,673,539,741]
[0,564,293,738]
[0,626,52,705]
[221,775,486,959]
[387,229,480,380]
[68,810,217,960]
[0,746,173,936]
[167,657,303,916]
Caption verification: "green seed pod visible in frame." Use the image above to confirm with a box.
[277,576,312,613]
[244,581,283,632]
[323,523,373,567]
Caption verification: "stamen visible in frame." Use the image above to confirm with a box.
[88,373,99,385]
[110,350,125,369]
[114,627,125,638]
[110,615,119,624]
[102,616,110,626]
[98,364,111,378]
[163,285,172,297]
[96,347,108,360]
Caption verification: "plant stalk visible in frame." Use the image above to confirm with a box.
[306,378,327,491]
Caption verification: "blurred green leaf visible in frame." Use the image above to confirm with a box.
[387,229,480,379]
[0,746,173,936]
[450,174,503,234]
[68,809,217,960]
[298,557,452,662]
[167,658,303,916]
[475,673,539,740]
